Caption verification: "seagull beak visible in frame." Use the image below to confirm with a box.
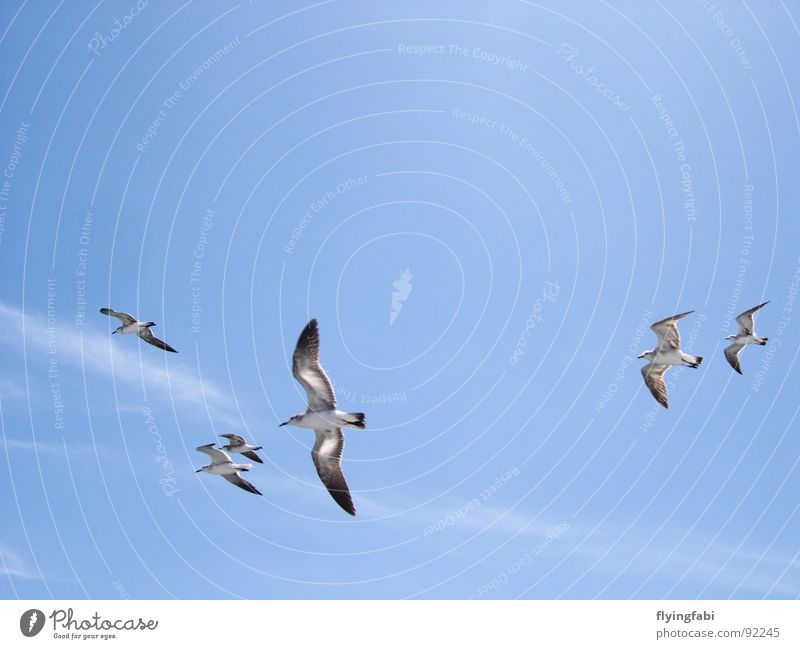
[111,330,116,334]
[637,354,644,359]
[195,469,202,473]
[279,421,288,427]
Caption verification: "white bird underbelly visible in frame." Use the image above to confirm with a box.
[206,463,249,475]
[651,350,686,366]
[295,410,354,430]
[227,443,257,453]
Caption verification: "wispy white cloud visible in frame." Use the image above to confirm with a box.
[423,503,571,539]
[0,300,239,426]
[382,492,575,541]
[560,525,800,597]
[0,436,104,457]
[453,506,572,538]
[402,495,799,597]
[0,378,24,402]
[0,542,39,580]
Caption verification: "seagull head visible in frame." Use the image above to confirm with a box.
[638,350,654,360]
[725,334,736,341]
[279,415,299,427]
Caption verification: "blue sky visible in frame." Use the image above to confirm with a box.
[1,0,799,599]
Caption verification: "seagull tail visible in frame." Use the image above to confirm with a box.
[344,412,366,429]
[760,337,768,345]
[692,355,703,366]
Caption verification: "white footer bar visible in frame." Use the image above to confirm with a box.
[1,600,797,647]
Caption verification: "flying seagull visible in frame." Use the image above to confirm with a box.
[219,433,264,464]
[638,311,703,409]
[195,444,262,495]
[100,308,177,352]
[280,319,366,516]
[724,301,769,374]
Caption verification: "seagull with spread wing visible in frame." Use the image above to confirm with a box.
[219,433,264,464]
[638,311,703,409]
[724,301,769,374]
[99,307,177,353]
[195,444,262,495]
[280,319,366,516]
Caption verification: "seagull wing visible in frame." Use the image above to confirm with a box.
[724,342,745,375]
[223,473,262,495]
[651,311,693,351]
[100,307,137,326]
[641,363,670,409]
[311,428,355,516]
[292,319,336,410]
[241,450,264,464]
[138,327,178,353]
[220,433,246,445]
[735,301,769,335]
[196,444,233,465]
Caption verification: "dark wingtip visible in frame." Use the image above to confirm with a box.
[297,319,319,348]
[348,412,367,429]
[329,489,356,516]
[241,482,262,496]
